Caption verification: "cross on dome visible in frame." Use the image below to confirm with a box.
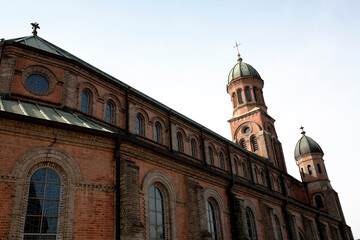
[233,41,242,63]
[300,126,306,135]
[31,22,40,36]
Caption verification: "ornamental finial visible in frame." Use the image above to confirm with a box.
[233,41,242,63]
[31,22,40,36]
[300,126,306,135]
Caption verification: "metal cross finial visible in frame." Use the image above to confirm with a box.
[233,41,242,62]
[300,126,306,135]
[31,22,40,36]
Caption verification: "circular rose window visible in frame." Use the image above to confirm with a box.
[26,74,49,94]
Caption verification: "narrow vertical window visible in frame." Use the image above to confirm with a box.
[177,132,184,152]
[253,87,258,102]
[24,168,61,240]
[154,122,162,143]
[81,91,90,113]
[190,139,197,157]
[307,165,312,175]
[254,167,259,183]
[246,208,257,240]
[206,201,218,240]
[245,87,252,102]
[232,92,237,108]
[149,186,165,240]
[234,158,239,175]
[260,171,266,185]
[218,152,225,169]
[242,162,248,178]
[208,147,214,165]
[317,163,322,174]
[105,101,114,123]
[237,88,243,104]
[240,140,247,150]
[315,195,324,209]
[274,215,283,240]
[251,137,258,152]
[136,114,145,136]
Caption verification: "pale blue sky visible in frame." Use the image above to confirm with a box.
[2,0,359,237]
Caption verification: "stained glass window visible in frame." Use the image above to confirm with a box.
[24,168,61,240]
[149,186,165,240]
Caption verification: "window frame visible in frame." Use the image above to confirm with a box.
[136,113,145,136]
[154,122,162,143]
[80,90,91,114]
[105,100,115,123]
[190,138,197,158]
[176,132,184,153]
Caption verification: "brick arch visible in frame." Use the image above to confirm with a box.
[142,170,177,240]
[234,121,262,141]
[244,199,261,240]
[21,64,58,96]
[8,147,80,240]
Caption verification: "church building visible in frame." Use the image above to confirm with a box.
[0,24,353,239]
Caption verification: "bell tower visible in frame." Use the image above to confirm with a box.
[227,45,286,171]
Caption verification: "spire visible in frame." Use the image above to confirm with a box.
[300,126,306,135]
[31,22,40,36]
[233,41,242,63]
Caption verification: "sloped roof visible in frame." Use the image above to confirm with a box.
[0,97,117,134]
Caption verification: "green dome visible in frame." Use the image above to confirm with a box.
[228,61,261,83]
[294,134,323,159]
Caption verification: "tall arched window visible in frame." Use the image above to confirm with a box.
[105,101,114,123]
[307,165,312,175]
[218,152,225,169]
[154,122,162,143]
[190,139,197,157]
[317,163,322,174]
[136,114,145,136]
[232,92,237,108]
[237,88,243,104]
[206,200,218,240]
[241,162,248,178]
[208,147,214,165]
[253,87,258,102]
[245,87,252,102]
[240,140,247,150]
[260,171,266,185]
[274,215,283,240]
[149,186,165,240]
[315,195,324,209]
[251,137,259,152]
[234,158,239,175]
[80,90,90,113]
[177,132,184,152]
[245,208,257,240]
[23,168,61,239]
[254,167,259,183]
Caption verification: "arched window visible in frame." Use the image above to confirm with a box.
[234,158,239,175]
[315,195,324,209]
[307,165,312,175]
[274,215,283,240]
[260,171,266,185]
[317,163,322,174]
[251,137,259,152]
[154,122,162,143]
[136,114,145,136]
[254,167,259,183]
[253,87,258,102]
[23,168,61,239]
[245,208,257,240]
[149,186,165,240]
[206,200,218,240]
[218,152,225,169]
[241,162,248,178]
[240,140,247,150]
[245,87,252,102]
[177,132,184,152]
[190,139,197,157]
[80,90,90,113]
[301,168,305,178]
[237,88,243,104]
[105,101,114,123]
[232,92,237,108]
[208,147,214,165]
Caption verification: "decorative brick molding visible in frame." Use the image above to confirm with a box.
[8,147,81,240]
[21,64,58,96]
[142,170,177,240]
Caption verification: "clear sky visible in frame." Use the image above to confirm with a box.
[2,0,359,237]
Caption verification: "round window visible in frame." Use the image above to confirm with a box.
[242,126,251,134]
[26,74,49,94]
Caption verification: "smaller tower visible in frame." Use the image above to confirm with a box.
[295,127,346,221]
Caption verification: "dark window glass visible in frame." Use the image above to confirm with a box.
[246,209,256,240]
[253,87,258,102]
[219,152,224,169]
[81,91,90,113]
[208,147,214,165]
[260,171,266,185]
[251,137,259,152]
[240,140,247,150]
[105,101,114,123]
[149,186,165,240]
[242,163,247,178]
[246,88,252,101]
[275,216,283,240]
[27,74,49,94]
[206,201,218,240]
[317,163,322,174]
[136,114,144,136]
[155,122,162,143]
[177,132,184,152]
[307,165,312,175]
[234,159,239,175]
[237,89,243,104]
[232,92,237,108]
[191,139,197,157]
[254,168,259,183]
[24,168,60,239]
[315,195,324,209]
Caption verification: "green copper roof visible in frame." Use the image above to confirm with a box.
[294,134,323,159]
[228,61,261,83]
